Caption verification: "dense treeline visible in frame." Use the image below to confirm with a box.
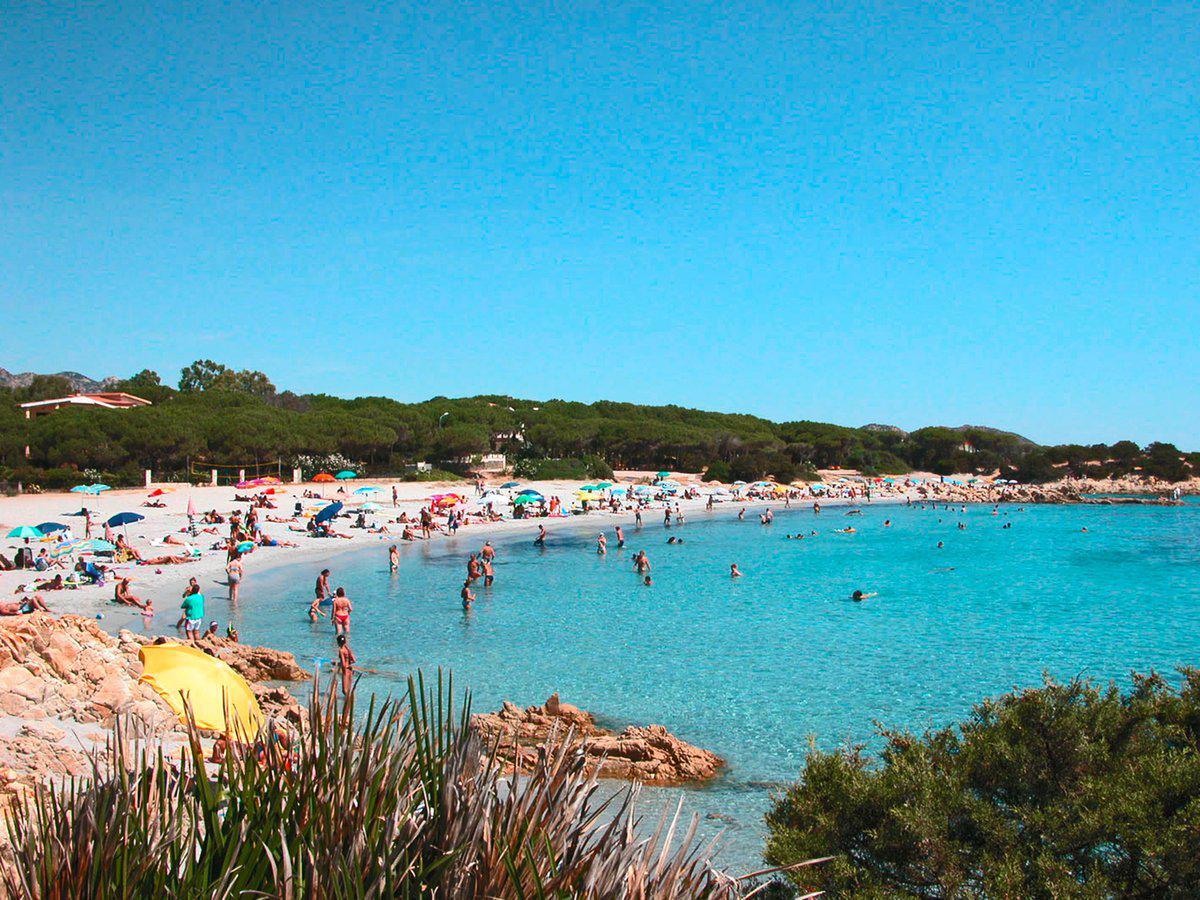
[0,362,1195,487]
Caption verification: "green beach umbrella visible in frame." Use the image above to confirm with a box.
[335,470,357,480]
[513,495,541,505]
[78,539,116,553]
[656,471,671,479]
[597,481,614,489]
[7,525,43,540]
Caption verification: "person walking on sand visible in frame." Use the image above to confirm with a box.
[181,584,205,643]
[391,485,398,508]
[226,557,244,602]
[331,587,352,636]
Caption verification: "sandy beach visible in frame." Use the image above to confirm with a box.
[0,476,890,633]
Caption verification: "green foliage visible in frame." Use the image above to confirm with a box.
[399,467,461,481]
[513,457,590,480]
[0,365,1194,486]
[5,673,739,898]
[765,670,1200,898]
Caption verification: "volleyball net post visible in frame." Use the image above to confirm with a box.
[189,460,283,486]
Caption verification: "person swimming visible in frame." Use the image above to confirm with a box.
[730,563,743,578]
[851,590,878,602]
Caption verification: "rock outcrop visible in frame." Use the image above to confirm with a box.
[0,614,311,811]
[471,693,724,786]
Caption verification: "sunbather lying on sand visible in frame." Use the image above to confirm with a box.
[143,554,197,565]
[0,594,51,615]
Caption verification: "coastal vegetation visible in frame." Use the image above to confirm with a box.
[4,673,743,898]
[0,362,1195,488]
[765,670,1200,897]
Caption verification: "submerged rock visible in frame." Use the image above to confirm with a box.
[471,693,724,786]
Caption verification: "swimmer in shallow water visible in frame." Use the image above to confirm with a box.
[730,563,743,578]
[852,590,878,602]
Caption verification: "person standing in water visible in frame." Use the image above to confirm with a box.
[730,563,743,578]
[535,525,547,546]
[226,557,244,602]
[388,545,399,572]
[315,569,331,604]
[331,587,352,635]
[597,532,607,555]
[615,525,625,548]
[336,634,357,699]
[483,556,495,586]
[181,584,205,644]
[634,508,643,528]
[460,579,475,609]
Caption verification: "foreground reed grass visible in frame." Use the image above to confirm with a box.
[3,671,754,898]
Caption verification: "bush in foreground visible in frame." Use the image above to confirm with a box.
[4,673,744,898]
[765,670,1200,897]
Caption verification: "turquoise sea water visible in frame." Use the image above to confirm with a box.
[224,499,1200,871]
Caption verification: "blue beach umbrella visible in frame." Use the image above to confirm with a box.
[360,501,382,512]
[501,481,521,489]
[517,489,544,498]
[314,501,343,524]
[36,522,67,534]
[353,486,379,494]
[70,482,108,496]
[236,540,255,553]
[7,526,43,540]
[106,512,145,528]
[335,470,357,480]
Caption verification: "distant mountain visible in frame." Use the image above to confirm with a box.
[0,367,116,393]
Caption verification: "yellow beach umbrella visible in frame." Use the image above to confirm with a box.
[139,643,264,737]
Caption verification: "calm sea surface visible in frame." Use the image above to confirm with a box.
[221,499,1200,871]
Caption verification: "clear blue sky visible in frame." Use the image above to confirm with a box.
[2,1,1197,447]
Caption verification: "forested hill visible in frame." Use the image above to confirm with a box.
[1,362,1195,488]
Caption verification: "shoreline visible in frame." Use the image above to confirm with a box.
[2,472,1190,639]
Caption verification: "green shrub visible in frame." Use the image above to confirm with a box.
[513,457,589,480]
[765,670,1200,897]
[398,467,462,482]
[703,460,732,482]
